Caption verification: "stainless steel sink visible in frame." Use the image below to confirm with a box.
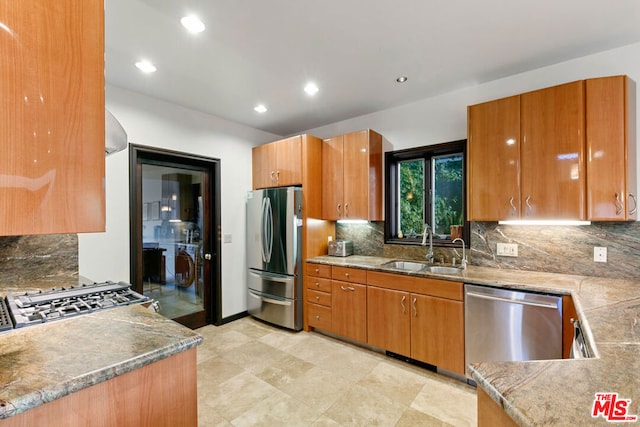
[427,266,463,274]
[381,260,428,271]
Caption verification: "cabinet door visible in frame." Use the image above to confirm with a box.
[252,143,276,189]
[467,96,521,220]
[275,135,302,187]
[586,76,637,220]
[322,136,344,220]
[367,286,410,356]
[410,294,465,375]
[342,130,371,219]
[521,81,586,219]
[331,281,367,343]
[0,0,105,235]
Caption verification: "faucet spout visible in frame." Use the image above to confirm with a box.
[422,223,434,264]
[452,237,467,269]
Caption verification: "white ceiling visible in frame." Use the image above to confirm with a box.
[105,0,640,136]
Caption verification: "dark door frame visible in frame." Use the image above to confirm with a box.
[129,144,222,327]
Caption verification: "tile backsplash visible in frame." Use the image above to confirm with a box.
[0,234,79,288]
[336,221,640,279]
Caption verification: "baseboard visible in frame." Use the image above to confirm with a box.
[220,311,248,325]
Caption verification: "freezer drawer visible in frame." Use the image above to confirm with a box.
[465,284,562,367]
[248,269,298,299]
[247,289,302,331]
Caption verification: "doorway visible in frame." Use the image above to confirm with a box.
[130,145,222,328]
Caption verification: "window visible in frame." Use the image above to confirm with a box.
[385,140,468,245]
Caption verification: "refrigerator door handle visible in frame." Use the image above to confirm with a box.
[265,196,273,263]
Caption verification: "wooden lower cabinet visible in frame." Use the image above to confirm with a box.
[410,294,465,374]
[2,348,197,427]
[367,286,411,355]
[332,281,367,343]
[477,387,518,427]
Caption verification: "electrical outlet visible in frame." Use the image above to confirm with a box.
[496,243,518,257]
[594,246,607,263]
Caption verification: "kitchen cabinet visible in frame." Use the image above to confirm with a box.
[0,0,105,236]
[331,266,367,343]
[467,96,521,220]
[252,135,302,189]
[586,75,637,221]
[305,263,333,331]
[469,81,585,221]
[367,271,465,375]
[322,129,383,221]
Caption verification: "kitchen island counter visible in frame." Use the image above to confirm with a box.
[0,302,202,423]
[307,255,640,426]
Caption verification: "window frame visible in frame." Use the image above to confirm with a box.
[384,139,469,247]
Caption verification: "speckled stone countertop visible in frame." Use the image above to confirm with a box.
[307,255,640,426]
[0,295,202,419]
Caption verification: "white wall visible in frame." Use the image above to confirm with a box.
[304,42,640,155]
[78,85,280,319]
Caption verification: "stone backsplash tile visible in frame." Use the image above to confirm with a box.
[336,221,640,279]
[0,234,78,286]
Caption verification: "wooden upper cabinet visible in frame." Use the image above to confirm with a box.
[586,76,637,221]
[468,96,521,220]
[0,0,105,236]
[521,81,586,220]
[322,129,383,221]
[251,135,302,189]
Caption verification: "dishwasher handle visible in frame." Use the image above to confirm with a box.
[465,291,559,309]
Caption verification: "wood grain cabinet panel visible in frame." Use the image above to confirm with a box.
[251,135,302,189]
[521,80,586,220]
[0,0,105,235]
[331,280,367,343]
[467,95,521,220]
[586,75,637,221]
[367,286,411,356]
[322,130,383,221]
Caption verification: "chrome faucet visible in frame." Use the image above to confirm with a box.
[452,237,467,269]
[422,223,434,264]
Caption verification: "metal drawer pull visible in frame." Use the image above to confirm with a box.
[412,297,417,316]
[314,268,319,273]
[316,315,320,320]
[344,272,350,278]
[315,296,320,301]
[401,295,406,314]
[345,203,349,217]
[525,195,532,214]
[315,282,320,287]
[509,196,516,216]
[615,192,623,215]
[340,286,355,291]
[629,193,637,215]
[465,292,559,309]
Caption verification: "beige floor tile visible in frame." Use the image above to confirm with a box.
[230,390,323,427]
[411,377,477,426]
[197,356,245,387]
[309,416,343,427]
[198,407,233,427]
[357,360,429,406]
[311,345,380,382]
[254,353,315,389]
[395,407,448,426]
[219,339,291,374]
[278,366,354,413]
[322,383,407,426]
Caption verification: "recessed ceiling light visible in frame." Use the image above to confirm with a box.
[254,104,267,113]
[396,76,408,83]
[181,15,205,34]
[135,60,157,73]
[304,82,319,96]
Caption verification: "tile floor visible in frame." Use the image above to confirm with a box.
[195,317,477,426]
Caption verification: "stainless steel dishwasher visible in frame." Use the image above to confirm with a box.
[464,284,563,368]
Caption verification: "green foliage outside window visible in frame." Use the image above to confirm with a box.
[433,154,463,235]
[398,159,424,237]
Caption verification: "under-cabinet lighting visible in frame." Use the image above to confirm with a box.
[337,219,369,224]
[498,220,591,226]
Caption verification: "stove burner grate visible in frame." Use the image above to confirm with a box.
[0,299,13,332]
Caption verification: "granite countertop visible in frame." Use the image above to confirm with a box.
[0,303,203,419]
[307,255,640,426]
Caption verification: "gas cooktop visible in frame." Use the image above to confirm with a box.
[4,281,151,329]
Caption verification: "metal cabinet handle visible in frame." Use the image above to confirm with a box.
[315,282,320,287]
[336,203,341,217]
[525,195,532,215]
[340,286,355,291]
[276,170,280,183]
[315,296,320,302]
[345,203,349,217]
[412,297,417,317]
[615,192,624,215]
[509,196,516,216]
[344,272,350,278]
[629,193,637,215]
[316,315,320,320]
[270,171,276,182]
[204,253,212,260]
[401,295,406,314]
[314,268,319,273]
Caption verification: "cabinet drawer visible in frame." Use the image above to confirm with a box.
[305,276,332,293]
[307,303,332,330]
[414,277,463,301]
[332,266,366,284]
[307,289,331,307]
[306,263,332,278]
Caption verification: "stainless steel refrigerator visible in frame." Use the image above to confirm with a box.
[246,187,303,331]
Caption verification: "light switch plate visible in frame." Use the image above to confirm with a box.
[497,242,518,257]
[223,234,232,243]
[594,247,607,263]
